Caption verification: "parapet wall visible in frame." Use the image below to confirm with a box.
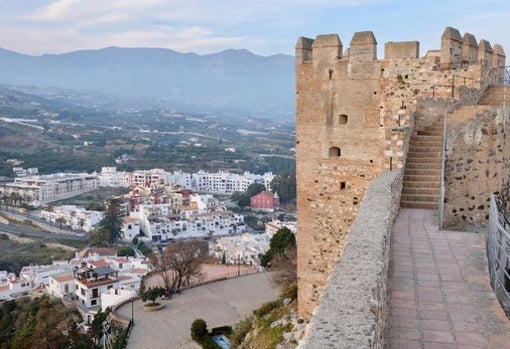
[298,170,402,348]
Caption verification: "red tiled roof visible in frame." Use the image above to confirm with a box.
[53,274,74,282]
[90,260,109,268]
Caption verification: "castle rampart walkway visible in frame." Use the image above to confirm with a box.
[387,208,510,348]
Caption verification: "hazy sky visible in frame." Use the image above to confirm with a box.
[1,0,509,58]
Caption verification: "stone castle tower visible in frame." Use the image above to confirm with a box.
[295,27,506,319]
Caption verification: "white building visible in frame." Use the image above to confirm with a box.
[98,167,129,188]
[48,272,75,300]
[0,271,31,300]
[130,194,245,242]
[121,217,140,241]
[265,219,297,239]
[211,233,271,267]
[0,172,99,206]
[41,205,104,232]
[191,171,275,194]
[73,266,119,309]
[19,263,73,290]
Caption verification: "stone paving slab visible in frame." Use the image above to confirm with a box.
[116,272,278,349]
[386,208,510,349]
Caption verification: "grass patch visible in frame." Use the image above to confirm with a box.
[231,285,299,349]
[0,237,76,273]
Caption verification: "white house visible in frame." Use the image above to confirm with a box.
[19,263,72,290]
[0,271,31,300]
[48,272,75,300]
[41,205,104,232]
[73,266,119,309]
[121,217,140,241]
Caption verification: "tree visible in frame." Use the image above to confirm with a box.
[149,240,207,292]
[270,171,296,203]
[98,198,123,244]
[78,218,85,231]
[190,318,208,343]
[246,183,266,198]
[142,287,166,304]
[55,217,66,229]
[117,246,135,257]
[231,183,266,207]
[261,227,296,268]
[89,227,111,247]
[269,245,297,290]
[89,308,110,345]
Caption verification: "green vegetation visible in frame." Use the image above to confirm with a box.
[89,198,123,247]
[230,287,298,349]
[117,246,135,257]
[190,319,232,349]
[230,183,266,207]
[142,287,166,304]
[0,295,97,349]
[0,235,75,273]
[270,171,296,203]
[260,227,296,268]
[190,318,208,343]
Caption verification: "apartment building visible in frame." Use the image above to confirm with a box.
[0,172,99,206]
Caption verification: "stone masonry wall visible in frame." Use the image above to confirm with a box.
[298,170,402,349]
[444,108,509,227]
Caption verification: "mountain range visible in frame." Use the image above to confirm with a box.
[0,47,295,119]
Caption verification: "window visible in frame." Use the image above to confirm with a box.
[329,147,341,157]
[337,114,348,125]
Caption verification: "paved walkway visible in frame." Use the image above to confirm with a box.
[386,208,510,349]
[116,272,278,349]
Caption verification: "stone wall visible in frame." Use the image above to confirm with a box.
[444,107,510,227]
[298,170,402,348]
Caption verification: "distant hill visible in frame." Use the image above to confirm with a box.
[0,47,295,119]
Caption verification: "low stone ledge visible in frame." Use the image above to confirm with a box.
[299,170,402,348]
[143,303,165,312]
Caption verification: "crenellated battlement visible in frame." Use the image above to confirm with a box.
[295,26,506,320]
[297,26,505,70]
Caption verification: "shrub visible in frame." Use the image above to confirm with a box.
[201,336,219,349]
[211,325,232,336]
[190,318,208,343]
[253,299,282,318]
[117,245,135,257]
[230,316,253,347]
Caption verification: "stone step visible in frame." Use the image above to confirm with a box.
[408,146,443,153]
[412,134,443,140]
[417,130,443,136]
[409,140,443,148]
[401,193,439,203]
[402,181,440,189]
[405,161,442,169]
[400,200,438,209]
[406,152,442,159]
[405,169,442,176]
[404,174,440,182]
[402,187,440,195]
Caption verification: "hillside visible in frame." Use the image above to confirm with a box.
[0,47,295,119]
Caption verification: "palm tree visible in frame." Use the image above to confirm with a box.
[55,217,66,229]
[78,218,85,231]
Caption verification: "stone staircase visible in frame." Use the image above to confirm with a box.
[401,122,443,209]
